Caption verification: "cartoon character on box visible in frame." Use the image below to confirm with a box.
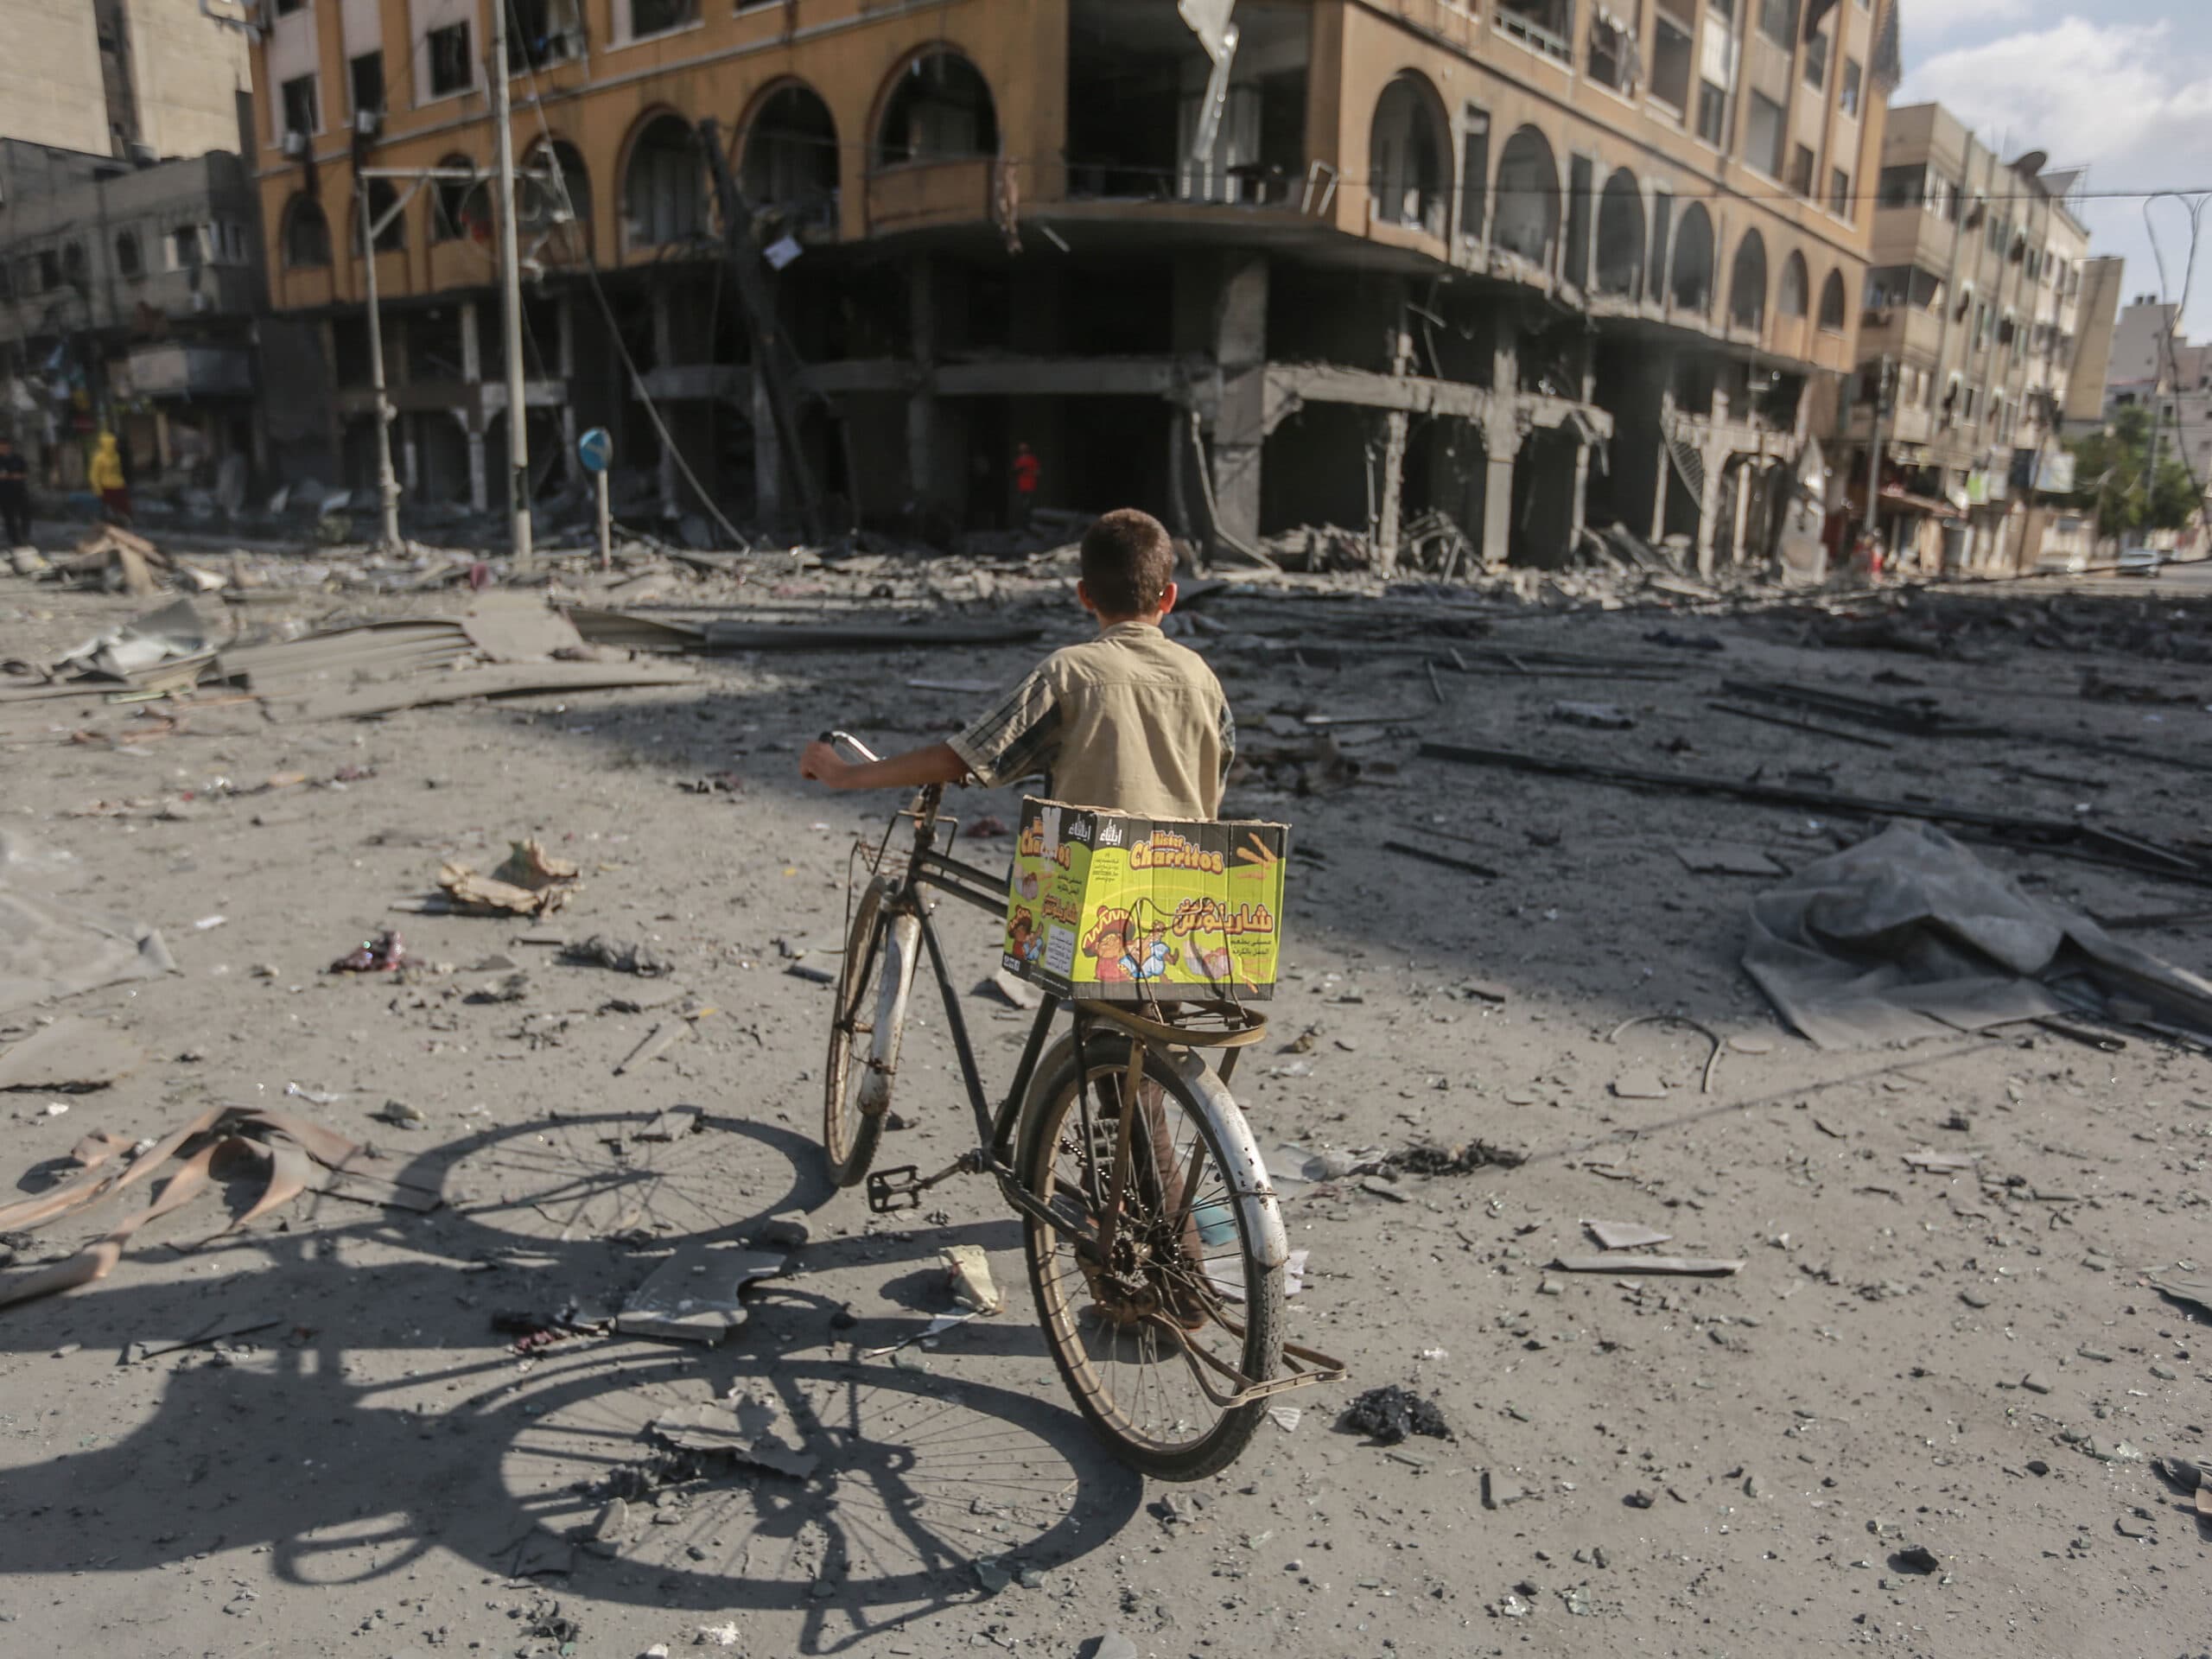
[1195,944,1234,982]
[1007,908,1044,966]
[1084,906,1175,984]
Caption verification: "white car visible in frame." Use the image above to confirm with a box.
[2035,547,2090,575]
[2115,546,2164,577]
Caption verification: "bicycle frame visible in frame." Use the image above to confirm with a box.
[852,781,1077,1241]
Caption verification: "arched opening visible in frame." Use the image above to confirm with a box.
[874,49,998,167]
[1778,250,1808,316]
[430,154,478,243]
[355,178,404,254]
[1593,168,1643,296]
[1669,201,1713,311]
[1728,229,1767,329]
[623,113,707,250]
[742,81,838,227]
[283,197,331,268]
[1818,269,1846,331]
[113,229,142,280]
[1493,124,1560,268]
[1368,72,1450,238]
[526,138,593,256]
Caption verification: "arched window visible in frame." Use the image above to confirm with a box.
[1494,124,1560,267]
[430,154,477,243]
[528,138,592,231]
[622,113,706,249]
[742,81,838,226]
[1778,251,1808,317]
[355,177,404,253]
[1593,169,1643,297]
[1369,73,1451,238]
[875,49,998,166]
[1817,269,1847,331]
[1728,230,1768,329]
[113,229,142,280]
[1669,202,1713,311]
[283,196,332,268]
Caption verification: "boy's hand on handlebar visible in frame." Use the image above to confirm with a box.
[798,741,851,787]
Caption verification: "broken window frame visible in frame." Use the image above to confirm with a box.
[1494,0,1574,67]
[505,0,584,72]
[283,196,332,269]
[345,52,385,126]
[280,73,318,138]
[1787,143,1814,198]
[1586,10,1637,96]
[629,0,698,42]
[1840,57,1861,118]
[1648,16,1693,113]
[426,22,474,99]
[1694,79,1727,147]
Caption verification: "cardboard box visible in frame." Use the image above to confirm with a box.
[1001,798,1288,1001]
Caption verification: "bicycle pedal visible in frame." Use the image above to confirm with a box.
[866,1165,925,1214]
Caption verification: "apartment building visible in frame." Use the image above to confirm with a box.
[0,0,257,163]
[246,0,1897,564]
[1830,102,2116,574]
[0,143,268,491]
[2102,295,2212,495]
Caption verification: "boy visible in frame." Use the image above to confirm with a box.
[798,507,1234,822]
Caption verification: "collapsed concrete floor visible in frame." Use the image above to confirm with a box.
[1,557,2209,1656]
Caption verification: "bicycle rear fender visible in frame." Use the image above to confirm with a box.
[860,911,922,1118]
[1166,1050,1290,1272]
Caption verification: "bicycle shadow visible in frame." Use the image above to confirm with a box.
[0,1112,1144,1652]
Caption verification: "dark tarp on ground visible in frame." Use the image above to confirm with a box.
[1742,820,2212,1049]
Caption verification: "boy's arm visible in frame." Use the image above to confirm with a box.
[799,741,969,791]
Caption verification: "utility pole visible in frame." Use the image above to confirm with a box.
[357,173,404,552]
[1862,353,1889,539]
[489,0,532,569]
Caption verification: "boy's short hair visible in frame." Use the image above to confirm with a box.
[1080,509,1175,615]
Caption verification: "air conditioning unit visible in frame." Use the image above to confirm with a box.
[353,108,381,137]
[282,130,308,159]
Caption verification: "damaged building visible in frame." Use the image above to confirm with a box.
[248,0,1898,568]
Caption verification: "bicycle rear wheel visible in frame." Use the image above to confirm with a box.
[1016,1028,1283,1481]
[822,877,916,1187]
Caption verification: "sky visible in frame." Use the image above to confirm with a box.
[1898,3,2212,330]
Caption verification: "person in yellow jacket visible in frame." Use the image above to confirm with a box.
[88,432,132,524]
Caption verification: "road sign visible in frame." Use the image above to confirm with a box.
[577,426,613,474]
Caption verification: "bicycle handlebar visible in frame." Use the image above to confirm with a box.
[820,730,882,765]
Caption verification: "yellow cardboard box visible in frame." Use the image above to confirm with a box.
[1001,798,1288,1001]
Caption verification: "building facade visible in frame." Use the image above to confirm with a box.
[2102,294,2212,498]
[0,143,268,493]
[1828,102,2109,574]
[246,0,1897,563]
[0,0,257,163]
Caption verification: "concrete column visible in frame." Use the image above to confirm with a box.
[651,287,677,517]
[460,302,480,385]
[1650,389,1676,543]
[1375,322,1414,573]
[906,256,938,518]
[1480,421,1522,569]
[1210,252,1268,550]
[401,415,419,493]
[1730,457,1752,563]
[560,404,580,490]
[556,295,575,377]
[753,370,782,525]
[1694,448,1725,575]
[464,415,487,513]
[1568,441,1592,549]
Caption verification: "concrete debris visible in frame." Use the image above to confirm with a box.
[1548,1255,1746,1276]
[562,935,675,976]
[435,840,582,918]
[616,1245,787,1344]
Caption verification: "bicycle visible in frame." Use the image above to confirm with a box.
[818,734,1344,1480]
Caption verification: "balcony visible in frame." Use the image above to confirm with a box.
[863,159,995,238]
[124,342,253,399]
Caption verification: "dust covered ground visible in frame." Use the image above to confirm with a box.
[2,552,2210,1659]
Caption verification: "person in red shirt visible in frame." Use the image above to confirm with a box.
[1011,441,1039,529]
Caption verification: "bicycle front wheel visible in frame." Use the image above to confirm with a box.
[822,877,917,1187]
[1017,1028,1284,1481]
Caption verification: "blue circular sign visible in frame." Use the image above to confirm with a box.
[577,427,613,474]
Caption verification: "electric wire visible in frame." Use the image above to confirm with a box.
[505,0,754,550]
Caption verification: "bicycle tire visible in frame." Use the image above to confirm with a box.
[822,876,917,1187]
[1016,1029,1285,1481]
